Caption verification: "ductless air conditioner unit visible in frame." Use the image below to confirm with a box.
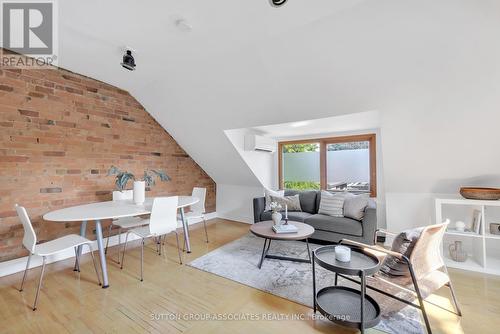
[245,134,276,153]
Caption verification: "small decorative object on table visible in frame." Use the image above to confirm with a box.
[107,166,171,205]
[270,201,283,226]
[272,224,298,234]
[449,241,467,262]
[454,220,466,232]
[460,187,500,200]
[284,204,288,225]
[334,245,351,262]
[490,223,500,235]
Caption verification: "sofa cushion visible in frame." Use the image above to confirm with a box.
[380,227,424,276]
[270,194,302,211]
[264,188,284,211]
[260,211,313,223]
[318,191,347,217]
[305,214,363,237]
[285,190,318,214]
[344,193,369,220]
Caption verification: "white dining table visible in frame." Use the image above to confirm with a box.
[43,196,199,288]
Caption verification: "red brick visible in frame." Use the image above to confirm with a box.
[18,109,39,117]
[2,155,29,162]
[0,85,13,92]
[43,151,65,157]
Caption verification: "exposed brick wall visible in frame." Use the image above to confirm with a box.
[0,56,216,262]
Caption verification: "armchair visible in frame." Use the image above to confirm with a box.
[340,223,461,334]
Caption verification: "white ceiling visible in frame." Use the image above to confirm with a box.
[56,0,500,193]
[251,111,380,139]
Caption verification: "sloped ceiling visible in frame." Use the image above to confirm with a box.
[56,0,500,192]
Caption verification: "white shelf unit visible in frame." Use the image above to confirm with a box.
[436,197,500,276]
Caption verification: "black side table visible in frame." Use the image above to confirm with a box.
[312,245,381,334]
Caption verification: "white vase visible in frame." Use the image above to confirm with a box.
[272,212,282,226]
[133,181,145,205]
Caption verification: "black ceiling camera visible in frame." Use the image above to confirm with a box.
[121,50,136,71]
[270,0,288,7]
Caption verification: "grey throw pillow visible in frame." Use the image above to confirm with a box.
[380,227,424,276]
[270,194,302,211]
[343,194,369,221]
[318,191,348,217]
[264,188,284,211]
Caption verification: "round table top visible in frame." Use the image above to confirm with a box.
[43,196,199,222]
[314,245,380,276]
[250,220,315,241]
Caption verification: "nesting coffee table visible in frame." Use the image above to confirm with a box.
[250,220,315,269]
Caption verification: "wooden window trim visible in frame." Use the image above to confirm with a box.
[278,134,377,197]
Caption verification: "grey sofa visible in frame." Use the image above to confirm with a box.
[253,190,377,245]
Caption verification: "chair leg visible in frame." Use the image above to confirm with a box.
[120,232,130,270]
[408,264,433,334]
[74,247,81,273]
[117,227,122,264]
[85,244,102,286]
[442,265,462,316]
[203,216,209,243]
[33,256,46,311]
[140,238,144,282]
[105,224,113,255]
[158,236,162,256]
[19,253,32,292]
[175,231,183,265]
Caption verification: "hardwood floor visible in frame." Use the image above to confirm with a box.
[0,219,498,334]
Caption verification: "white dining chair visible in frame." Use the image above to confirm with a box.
[105,190,149,263]
[120,197,182,281]
[178,187,209,243]
[15,204,101,311]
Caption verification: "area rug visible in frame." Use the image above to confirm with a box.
[189,234,424,334]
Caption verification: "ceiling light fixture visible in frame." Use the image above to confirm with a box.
[269,0,288,7]
[121,49,136,71]
[290,121,310,128]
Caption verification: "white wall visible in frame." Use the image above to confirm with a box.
[224,128,277,189]
[216,183,264,223]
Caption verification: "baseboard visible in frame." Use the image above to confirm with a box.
[0,212,217,278]
[217,213,252,224]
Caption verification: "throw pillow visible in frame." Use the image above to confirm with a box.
[343,194,370,221]
[264,188,284,211]
[318,191,348,217]
[270,194,302,212]
[380,227,424,276]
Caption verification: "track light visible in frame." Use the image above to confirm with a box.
[121,50,136,71]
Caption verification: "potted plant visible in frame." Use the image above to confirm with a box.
[270,201,283,226]
[107,166,171,205]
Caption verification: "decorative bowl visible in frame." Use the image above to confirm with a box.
[459,187,500,200]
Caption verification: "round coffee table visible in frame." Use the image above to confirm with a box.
[250,220,315,269]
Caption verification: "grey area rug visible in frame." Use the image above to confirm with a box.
[189,234,424,334]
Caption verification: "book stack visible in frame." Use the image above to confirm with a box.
[272,224,298,234]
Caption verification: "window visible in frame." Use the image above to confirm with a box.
[280,142,320,190]
[278,134,376,196]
